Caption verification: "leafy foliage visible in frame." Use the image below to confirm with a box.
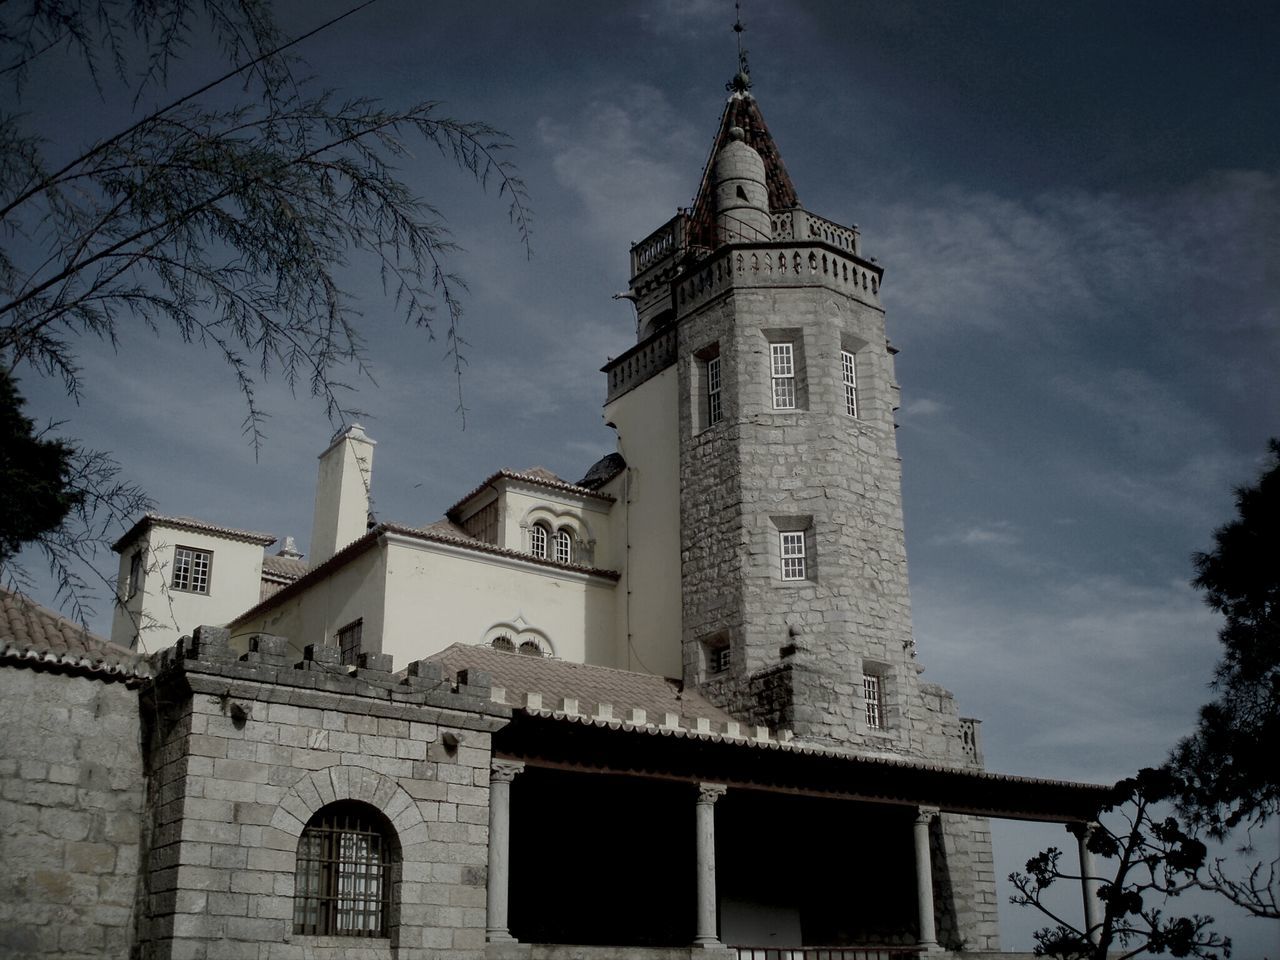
[0,369,83,560]
[1010,770,1230,960]
[0,1,529,620]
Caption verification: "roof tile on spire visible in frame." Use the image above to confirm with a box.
[688,94,800,250]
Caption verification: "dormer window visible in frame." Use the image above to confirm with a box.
[529,523,549,560]
[554,529,572,564]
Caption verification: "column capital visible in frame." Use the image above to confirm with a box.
[915,805,939,824]
[491,760,526,784]
[1066,820,1099,841]
[697,782,728,805]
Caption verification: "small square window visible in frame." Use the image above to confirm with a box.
[171,546,211,594]
[711,646,731,673]
[864,673,884,730]
[780,531,806,580]
[338,619,363,667]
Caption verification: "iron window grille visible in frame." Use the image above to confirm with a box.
[771,343,796,409]
[529,523,548,559]
[863,673,884,730]
[338,619,363,667]
[554,529,572,564]
[293,802,394,938]
[707,355,723,425]
[841,349,859,418]
[711,646,732,673]
[780,531,806,580]
[170,546,211,594]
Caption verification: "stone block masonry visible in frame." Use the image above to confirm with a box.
[0,665,146,959]
[135,627,509,960]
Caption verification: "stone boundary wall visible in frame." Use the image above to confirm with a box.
[135,627,508,960]
[0,664,145,958]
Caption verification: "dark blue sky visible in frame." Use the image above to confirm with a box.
[9,2,1278,950]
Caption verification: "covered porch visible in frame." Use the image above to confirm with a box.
[482,711,1111,957]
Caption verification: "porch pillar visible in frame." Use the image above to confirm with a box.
[486,760,525,943]
[1068,821,1103,945]
[914,806,940,951]
[694,783,727,946]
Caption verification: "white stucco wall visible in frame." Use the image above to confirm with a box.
[603,365,683,678]
[229,544,387,660]
[310,425,374,565]
[379,535,618,669]
[497,483,614,569]
[115,527,267,652]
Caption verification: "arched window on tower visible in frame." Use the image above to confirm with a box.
[553,528,572,564]
[293,801,397,938]
[529,523,549,560]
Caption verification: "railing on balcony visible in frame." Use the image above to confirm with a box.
[631,213,688,276]
[733,947,922,960]
[770,210,861,256]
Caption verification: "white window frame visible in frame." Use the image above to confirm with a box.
[841,349,858,418]
[553,528,572,564]
[171,546,211,594]
[780,531,806,580]
[771,342,796,409]
[707,355,723,425]
[863,673,884,730]
[711,646,731,673]
[529,524,548,560]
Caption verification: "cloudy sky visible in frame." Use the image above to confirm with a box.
[9,1,1279,951]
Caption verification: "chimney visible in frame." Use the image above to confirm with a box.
[310,423,376,565]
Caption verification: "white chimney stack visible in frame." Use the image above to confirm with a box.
[310,423,376,565]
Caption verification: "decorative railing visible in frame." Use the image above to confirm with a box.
[604,326,679,403]
[631,213,688,276]
[960,717,983,764]
[733,947,922,960]
[770,210,861,256]
[676,244,880,316]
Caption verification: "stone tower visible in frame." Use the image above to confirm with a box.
[608,87,980,768]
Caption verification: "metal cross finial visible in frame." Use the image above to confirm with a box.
[727,0,752,93]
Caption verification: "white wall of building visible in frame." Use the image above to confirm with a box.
[380,535,618,669]
[497,483,614,569]
[603,365,683,677]
[114,527,267,652]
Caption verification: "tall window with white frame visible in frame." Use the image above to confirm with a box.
[780,531,806,580]
[707,354,723,425]
[529,523,548,560]
[770,342,795,409]
[863,672,884,730]
[171,546,211,594]
[841,349,859,418]
[553,528,572,564]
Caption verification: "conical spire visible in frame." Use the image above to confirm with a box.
[687,94,800,250]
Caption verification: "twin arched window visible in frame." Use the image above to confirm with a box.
[294,801,397,938]
[529,522,573,564]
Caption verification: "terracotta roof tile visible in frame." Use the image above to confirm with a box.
[430,642,734,726]
[0,588,148,682]
[261,553,309,581]
[114,513,276,552]
[688,93,800,251]
[445,469,616,519]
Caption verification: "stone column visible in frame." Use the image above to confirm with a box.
[1068,821,1103,945]
[486,760,525,943]
[914,806,940,951]
[694,783,727,946]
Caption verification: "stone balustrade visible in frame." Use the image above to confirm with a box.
[676,243,881,316]
[604,326,679,403]
[770,209,862,256]
[631,213,688,277]
[959,717,983,765]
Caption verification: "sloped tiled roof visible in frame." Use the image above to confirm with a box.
[113,513,276,552]
[688,92,800,250]
[430,642,734,726]
[0,588,149,683]
[261,553,309,582]
[446,468,616,520]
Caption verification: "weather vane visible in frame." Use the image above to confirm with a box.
[727,0,752,93]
